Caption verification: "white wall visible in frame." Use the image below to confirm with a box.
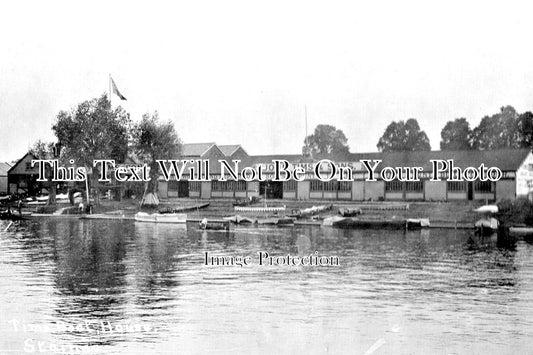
[516,151,533,197]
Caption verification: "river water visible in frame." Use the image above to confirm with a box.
[0,218,532,354]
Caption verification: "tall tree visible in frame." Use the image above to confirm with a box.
[132,112,182,193]
[52,94,131,200]
[470,105,520,149]
[30,140,59,204]
[440,118,472,150]
[377,118,431,152]
[517,111,533,148]
[30,140,55,160]
[303,124,350,157]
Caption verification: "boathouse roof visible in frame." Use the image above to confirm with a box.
[366,148,532,172]
[0,162,12,176]
[181,143,217,157]
[7,152,38,175]
[247,148,532,172]
[218,145,246,157]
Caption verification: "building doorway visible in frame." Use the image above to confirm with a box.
[178,181,189,197]
[259,180,283,199]
[467,181,473,200]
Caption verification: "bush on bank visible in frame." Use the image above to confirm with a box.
[497,198,533,226]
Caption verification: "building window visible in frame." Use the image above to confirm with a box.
[323,181,338,191]
[475,181,493,193]
[308,180,351,192]
[310,180,323,191]
[339,181,352,191]
[225,180,235,191]
[212,180,237,191]
[235,180,246,191]
[447,181,466,192]
[26,162,33,170]
[283,180,297,191]
[189,181,201,191]
[405,181,423,192]
[168,180,179,191]
[212,180,222,191]
[385,180,403,192]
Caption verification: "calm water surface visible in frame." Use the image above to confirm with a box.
[0,218,532,354]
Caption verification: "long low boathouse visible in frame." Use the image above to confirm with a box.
[156,144,533,202]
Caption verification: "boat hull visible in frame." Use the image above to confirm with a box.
[289,204,332,218]
[200,223,230,230]
[338,207,362,217]
[159,203,210,214]
[474,218,498,235]
[509,227,533,236]
[223,215,254,224]
[332,218,406,230]
[134,212,187,223]
[0,212,26,221]
[235,205,286,212]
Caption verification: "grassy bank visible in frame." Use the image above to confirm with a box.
[497,198,533,226]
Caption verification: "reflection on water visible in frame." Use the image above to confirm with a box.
[0,219,532,354]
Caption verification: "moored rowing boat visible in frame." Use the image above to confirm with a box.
[134,212,187,223]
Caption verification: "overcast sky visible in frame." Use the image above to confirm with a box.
[1,1,533,162]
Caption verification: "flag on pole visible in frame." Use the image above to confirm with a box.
[110,76,127,100]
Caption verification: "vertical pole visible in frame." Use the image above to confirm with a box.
[109,74,112,107]
[85,167,90,214]
[305,105,308,148]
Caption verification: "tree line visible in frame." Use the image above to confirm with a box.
[441,106,533,150]
[302,105,533,155]
[29,95,533,204]
[31,94,181,202]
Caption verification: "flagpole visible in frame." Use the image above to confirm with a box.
[305,105,308,155]
[109,74,112,107]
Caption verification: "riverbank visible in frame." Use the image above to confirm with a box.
[22,198,491,228]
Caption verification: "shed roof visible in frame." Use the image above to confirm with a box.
[248,149,531,172]
[0,162,12,176]
[7,152,38,175]
[181,143,216,157]
[218,145,245,156]
[250,154,305,164]
[371,149,532,172]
